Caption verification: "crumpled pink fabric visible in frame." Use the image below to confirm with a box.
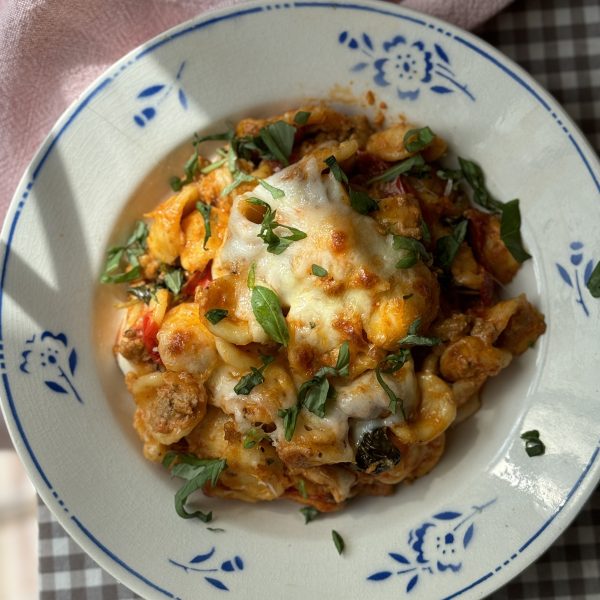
[0,0,512,219]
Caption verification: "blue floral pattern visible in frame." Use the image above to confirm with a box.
[133,61,188,127]
[367,499,496,592]
[168,547,244,592]
[556,241,596,317]
[20,331,82,403]
[339,31,475,101]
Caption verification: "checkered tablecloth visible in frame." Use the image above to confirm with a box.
[38,0,600,598]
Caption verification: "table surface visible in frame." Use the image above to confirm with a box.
[37,0,600,598]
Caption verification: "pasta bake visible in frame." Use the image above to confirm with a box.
[103,105,545,518]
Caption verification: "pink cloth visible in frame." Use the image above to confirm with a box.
[0,0,512,219]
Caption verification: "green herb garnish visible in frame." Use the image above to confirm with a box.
[127,283,158,304]
[435,219,468,270]
[205,308,228,324]
[100,220,148,284]
[392,235,431,269]
[324,155,349,184]
[403,126,435,153]
[247,262,256,289]
[367,154,426,185]
[162,452,227,522]
[586,261,600,297]
[375,367,405,417]
[278,404,300,441]
[259,121,296,166]
[259,179,285,199]
[500,199,531,263]
[195,202,212,250]
[234,355,275,395]
[294,111,311,125]
[164,268,184,295]
[247,197,307,255]
[200,157,227,175]
[437,168,463,181]
[242,427,271,449]
[220,170,256,197]
[349,187,378,214]
[251,285,289,346]
[296,479,308,499]
[520,430,546,457]
[311,264,328,277]
[399,318,441,347]
[300,506,319,524]
[332,530,345,555]
[170,148,200,192]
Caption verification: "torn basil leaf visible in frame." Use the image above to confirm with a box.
[294,111,311,125]
[349,187,378,214]
[458,157,504,212]
[234,355,274,395]
[205,308,228,324]
[162,453,227,522]
[100,220,148,284]
[300,506,319,524]
[586,261,600,297]
[332,530,345,555]
[520,430,546,457]
[278,404,300,441]
[500,199,531,263]
[403,126,435,153]
[259,121,296,166]
[311,264,328,277]
[399,318,441,347]
[367,154,426,184]
[375,368,405,417]
[163,268,184,295]
[196,202,212,250]
[392,235,431,268]
[259,179,285,199]
[435,219,468,270]
[324,155,349,184]
[251,285,289,346]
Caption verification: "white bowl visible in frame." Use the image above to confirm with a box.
[1,1,599,598]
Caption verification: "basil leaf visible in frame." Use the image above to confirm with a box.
[324,155,349,184]
[221,170,256,197]
[278,404,300,441]
[458,157,504,212]
[367,154,426,184]
[435,219,468,269]
[300,506,319,524]
[349,187,378,214]
[586,261,600,297]
[332,530,345,555]
[248,197,306,254]
[378,348,411,374]
[356,427,403,474]
[298,377,331,418]
[334,341,350,377]
[403,126,435,153]
[205,308,228,324]
[251,285,289,345]
[520,430,546,457]
[247,263,256,289]
[170,176,183,192]
[296,479,308,499]
[194,131,232,144]
[200,157,227,175]
[234,355,274,395]
[162,453,227,521]
[127,283,158,304]
[101,221,148,284]
[259,121,296,166]
[164,268,184,295]
[500,199,531,263]
[243,427,271,449]
[294,111,311,125]
[398,318,441,347]
[375,367,405,418]
[206,527,226,533]
[196,202,212,250]
[393,235,431,268]
[259,179,285,199]
[312,264,328,277]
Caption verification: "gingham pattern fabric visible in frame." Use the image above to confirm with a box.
[38,0,600,598]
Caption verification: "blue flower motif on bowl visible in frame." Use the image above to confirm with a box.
[169,546,245,592]
[20,331,82,403]
[133,60,189,127]
[339,31,475,101]
[367,498,496,593]
[556,241,597,317]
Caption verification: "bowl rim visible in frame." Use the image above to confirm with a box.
[1,1,599,598]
